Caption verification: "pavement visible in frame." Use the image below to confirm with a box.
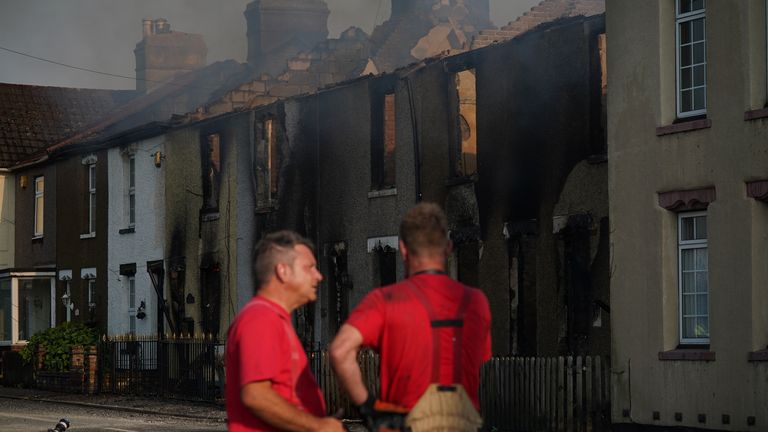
[0,386,366,430]
[0,385,227,423]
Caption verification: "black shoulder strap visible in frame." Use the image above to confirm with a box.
[405,278,472,384]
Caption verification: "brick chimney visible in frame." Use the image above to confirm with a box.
[134,18,207,94]
[244,0,330,76]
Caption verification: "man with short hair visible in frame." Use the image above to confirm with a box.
[330,203,492,431]
[226,230,344,432]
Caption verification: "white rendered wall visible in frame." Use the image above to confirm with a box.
[107,137,165,336]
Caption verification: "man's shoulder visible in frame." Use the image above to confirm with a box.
[231,299,284,331]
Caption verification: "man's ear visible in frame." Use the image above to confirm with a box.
[398,240,408,262]
[275,263,288,283]
[445,239,454,256]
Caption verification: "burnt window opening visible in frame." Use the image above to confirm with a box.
[201,133,221,215]
[255,117,282,207]
[455,240,480,287]
[452,69,477,177]
[372,244,397,287]
[371,93,396,190]
[200,261,221,337]
[327,242,350,337]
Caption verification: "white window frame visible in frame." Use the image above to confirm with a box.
[0,273,56,345]
[127,156,136,228]
[34,176,44,237]
[678,211,709,344]
[88,164,96,235]
[675,0,707,118]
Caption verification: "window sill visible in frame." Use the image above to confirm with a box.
[744,107,768,121]
[79,233,96,240]
[119,227,135,235]
[31,235,43,242]
[201,212,220,222]
[658,349,715,361]
[656,118,711,136]
[255,203,277,214]
[748,349,768,362]
[368,188,397,199]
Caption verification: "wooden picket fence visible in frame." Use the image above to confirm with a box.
[307,351,611,431]
[480,356,611,432]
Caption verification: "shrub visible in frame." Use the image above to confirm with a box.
[19,322,99,371]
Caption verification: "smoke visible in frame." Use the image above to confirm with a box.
[0,0,539,89]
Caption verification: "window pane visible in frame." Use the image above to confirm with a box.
[696,317,709,338]
[681,89,693,113]
[683,293,695,315]
[680,44,692,67]
[692,0,704,12]
[129,157,135,188]
[681,67,692,89]
[91,193,97,223]
[693,65,705,87]
[695,271,708,293]
[694,216,707,239]
[683,316,696,339]
[693,87,706,111]
[0,279,10,341]
[692,18,705,41]
[679,0,692,15]
[681,249,695,270]
[680,217,695,241]
[680,20,691,44]
[692,42,705,65]
[35,177,44,193]
[129,279,135,309]
[89,165,96,189]
[696,293,708,315]
[694,248,707,270]
[18,279,51,341]
[35,196,44,235]
[682,271,695,293]
[129,194,135,225]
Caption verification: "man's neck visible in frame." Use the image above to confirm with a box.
[406,256,446,277]
[257,286,295,313]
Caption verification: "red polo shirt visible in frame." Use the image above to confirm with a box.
[346,273,491,410]
[225,296,326,432]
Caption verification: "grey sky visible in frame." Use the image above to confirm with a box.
[0,0,539,89]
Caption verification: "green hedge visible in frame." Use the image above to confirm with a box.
[19,322,99,371]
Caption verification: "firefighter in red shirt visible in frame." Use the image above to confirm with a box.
[330,203,492,432]
[225,231,345,432]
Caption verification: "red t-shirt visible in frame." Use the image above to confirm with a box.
[225,296,326,432]
[346,273,492,410]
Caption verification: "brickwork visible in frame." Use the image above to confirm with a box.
[471,0,605,50]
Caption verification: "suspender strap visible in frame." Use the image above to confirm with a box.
[453,287,472,383]
[405,278,472,384]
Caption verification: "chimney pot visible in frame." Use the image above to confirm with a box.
[154,18,170,34]
[142,18,153,37]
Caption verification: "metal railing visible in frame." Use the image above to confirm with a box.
[99,334,223,401]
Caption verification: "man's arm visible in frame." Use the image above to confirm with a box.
[241,381,344,432]
[329,323,368,405]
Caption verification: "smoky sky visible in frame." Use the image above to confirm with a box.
[0,0,539,89]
